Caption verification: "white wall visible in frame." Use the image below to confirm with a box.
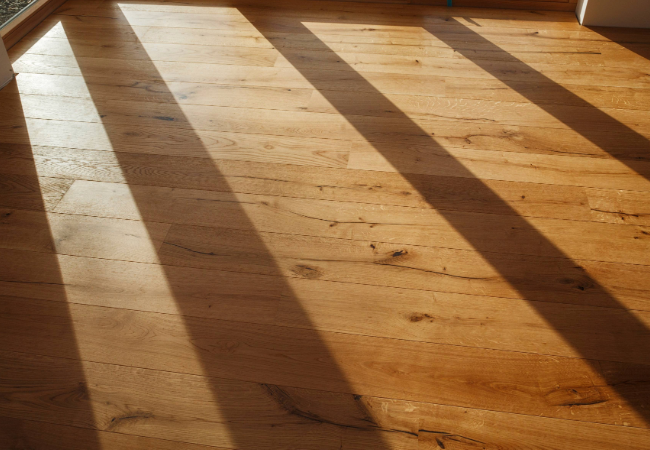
[0,39,14,90]
[577,0,650,28]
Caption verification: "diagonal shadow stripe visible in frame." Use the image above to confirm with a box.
[59,5,395,450]
[0,92,101,447]
[241,7,650,426]
[589,26,650,64]
[426,18,650,176]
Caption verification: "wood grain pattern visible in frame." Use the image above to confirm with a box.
[47,180,650,267]
[1,296,649,428]
[2,0,650,447]
[3,351,649,450]
[0,144,602,224]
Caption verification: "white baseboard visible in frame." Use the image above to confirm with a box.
[0,39,14,91]
[577,0,650,28]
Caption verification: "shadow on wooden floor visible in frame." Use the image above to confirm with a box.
[426,18,650,177]
[240,5,650,425]
[57,5,396,450]
[2,1,650,447]
[589,26,650,62]
[0,93,102,448]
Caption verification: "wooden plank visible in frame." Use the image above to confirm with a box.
[17,29,644,70]
[4,72,316,110]
[13,36,281,67]
[273,48,650,89]
[48,180,650,267]
[3,350,649,450]
[0,416,227,450]
[3,90,649,172]
[0,296,648,428]
[0,208,170,264]
[0,93,349,138]
[588,188,650,226]
[155,224,650,312]
[0,174,73,211]
[2,207,650,312]
[305,89,650,141]
[277,276,650,366]
[348,141,650,192]
[8,52,447,95]
[445,77,650,112]
[0,246,282,323]
[0,116,350,168]
[0,144,593,223]
[450,0,578,11]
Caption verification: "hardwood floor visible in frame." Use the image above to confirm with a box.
[1,0,650,448]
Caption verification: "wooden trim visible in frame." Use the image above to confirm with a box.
[1,0,67,50]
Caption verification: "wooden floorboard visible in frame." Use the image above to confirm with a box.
[2,296,650,428]
[2,0,650,447]
[3,350,649,449]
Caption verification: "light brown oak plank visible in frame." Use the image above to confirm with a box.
[0,117,351,168]
[0,174,73,211]
[588,188,650,227]
[273,48,650,89]
[0,416,228,450]
[348,142,650,192]
[3,350,649,449]
[306,89,650,137]
[4,90,648,164]
[18,27,644,70]
[0,296,648,428]
[0,144,593,222]
[445,77,650,111]
[5,51,436,96]
[3,72,316,110]
[276,277,650,365]
[2,219,650,314]
[13,36,281,67]
[0,247,281,323]
[0,208,170,264]
[49,180,650,266]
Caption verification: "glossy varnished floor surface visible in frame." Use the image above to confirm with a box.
[1,0,650,448]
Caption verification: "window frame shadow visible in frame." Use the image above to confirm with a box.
[239,5,650,427]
